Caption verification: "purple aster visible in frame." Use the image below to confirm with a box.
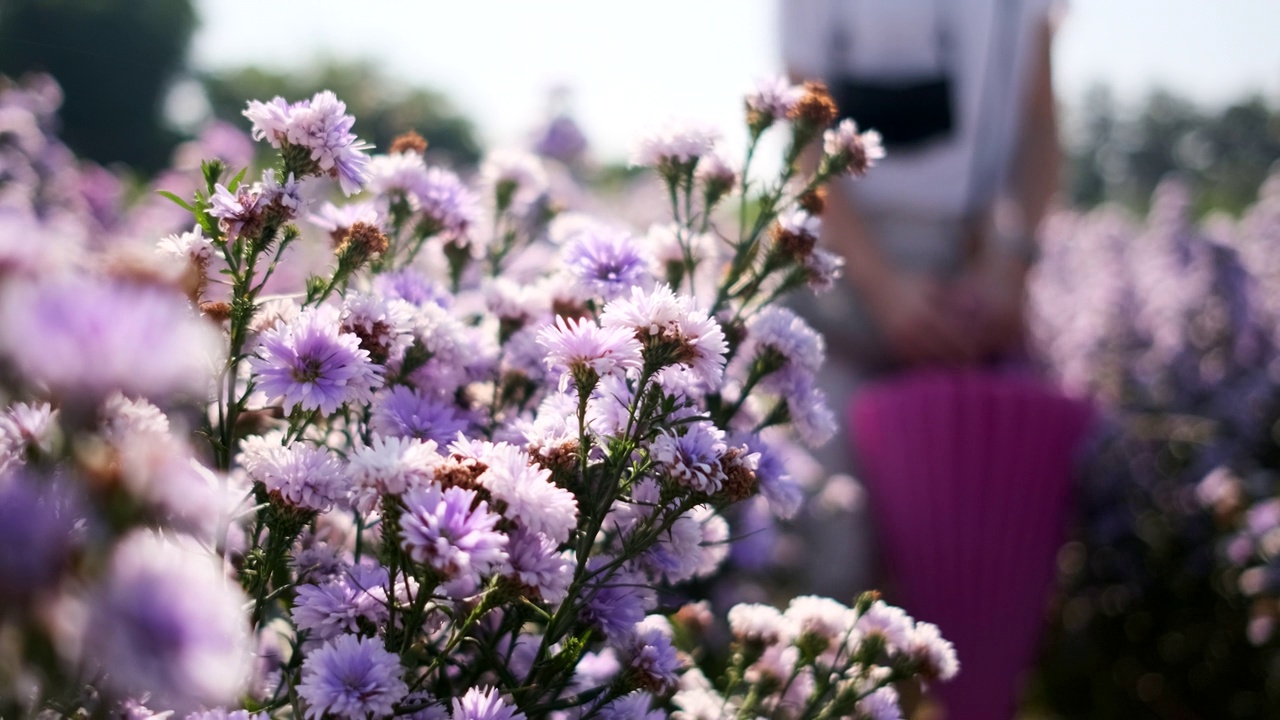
[340,291,415,366]
[451,686,526,720]
[475,443,579,544]
[599,285,727,387]
[786,378,836,448]
[822,118,886,177]
[581,560,656,644]
[283,91,371,195]
[0,400,57,470]
[746,76,804,123]
[416,166,480,239]
[908,621,959,681]
[0,275,222,402]
[650,421,728,494]
[399,484,508,597]
[744,434,804,519]
[370,386,469,445]
[248,307,384,416]
[0,470,77,606]
[367,151,431,199]
[561,223,653,301]
[243,96,296,147]
[84,532,252,714]
[298,633,407,720]
[854,600,914,653]
[856,686,903,720]
[347,434,441,512]
[625,617,684,693]
[537,315,644,393]
[373,268,451,308]
[238,433,346,512]
[504,528,574,606]
[728,603,789,646]
[208,182,263,239]
[629,120,720,168]
[292,563,391,642]
[739,306,824,395]
[309,200,383,242]
[802,247,844,293]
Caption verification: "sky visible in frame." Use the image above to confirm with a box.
[191,0,1280,161]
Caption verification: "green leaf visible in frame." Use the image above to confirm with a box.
[155,190,195,212]
[228,166,249,193]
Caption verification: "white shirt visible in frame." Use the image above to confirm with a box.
[781,0,1059,218]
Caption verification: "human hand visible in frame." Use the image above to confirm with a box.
[862,270,979,367]
[947,255,1028,360]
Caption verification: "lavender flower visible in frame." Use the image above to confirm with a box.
[856,686,903,720]
[746,76,804,127]
[370,386,469,445]
[83,532,252,713]
[597,693,667,720]
[292,564,391,641]
[624,616,683,693]
[284,91,372,195]
[822,118,885,177]
[417,166,480,239]
[248,307,384,416]
[400,484,508,597]
[450,686,526,720]
[740,306,825,395]
[0,275,222,402]
[651,421,728,494]
[629,120,720,169]
[297,634,407,719]
[728,603,789,646]
[537,315,644,393]
[310,200,383,243]
[504,528,574,606]
[238,433,346,512]
[582,560,656,643]
[0,470,77,605]
[208,182,263,239]
[908,621,959,681]
[600,284,728,386]
[373,268,451,308]
[561,223,653,301]
[348,434,441,508]
[474,442,579,544]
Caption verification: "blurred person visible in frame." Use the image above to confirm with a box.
[782,1,1092,718]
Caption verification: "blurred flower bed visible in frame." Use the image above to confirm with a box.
[1029,176,1280,717]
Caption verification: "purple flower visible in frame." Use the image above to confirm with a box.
[243,92,371,195]
[83,532,252,713]
[537,315,644,393]
[373,268,451,308]
[238,433,346,512]
[399,484,508,597]
[0,275,221,402]
[309,200,383,239]
[625,617,684,693]
[504,528,574,606]
[597,692,666,720]
[581,560,656,644]
[0,470,77,606]
[347,434,441,511]
[185,710,268,720]
[208,182,263,239]
[298,634,407,719]
[370,386,469,445]
[561,224,653,301]
[292,564,391,641]
[629,120,719,168]
[475,443,579,544]
[822,118,886,177]
[746,76,804,123]
[451,686,526,720]
[856,686,903,720]
[248,307,384,416]
[417,166,480,239]
[600,285,727,387]
[786,378,837,448]
[739,306,824,395]
[479,149,548,212]
[651,421,728,494]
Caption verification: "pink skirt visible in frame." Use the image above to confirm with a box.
[850,368,1094,719]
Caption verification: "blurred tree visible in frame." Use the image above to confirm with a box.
[0,0,197,173]
[1065,86,1280,216]
[201,59,482,168]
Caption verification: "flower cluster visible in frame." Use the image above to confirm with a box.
[0,74,950,720]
